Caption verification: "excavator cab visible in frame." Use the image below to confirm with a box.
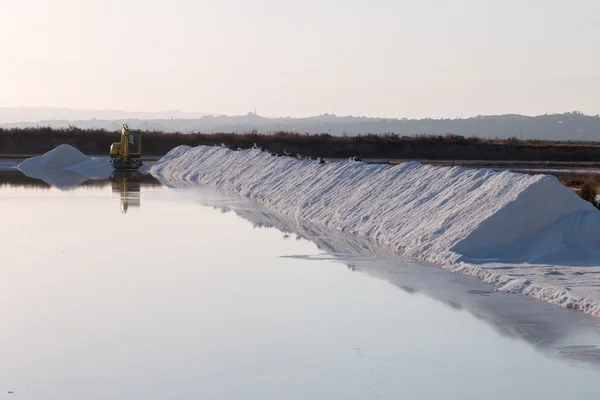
[128,130,141,155]
[110,124,143,170]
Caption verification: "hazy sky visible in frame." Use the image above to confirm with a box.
[1,0,599,118]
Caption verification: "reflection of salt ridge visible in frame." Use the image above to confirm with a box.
[17,144,114,189]
[155,180,600,366]
[151,146,600,317]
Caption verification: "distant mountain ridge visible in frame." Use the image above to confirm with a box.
[0,107,209,123]
[1,108,599,141]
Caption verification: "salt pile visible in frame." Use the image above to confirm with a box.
[151,146,600,316]
[18,144,114,189]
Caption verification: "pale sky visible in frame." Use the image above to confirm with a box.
[1,0,599,118]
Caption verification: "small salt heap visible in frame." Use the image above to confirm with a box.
[18,144,114,189]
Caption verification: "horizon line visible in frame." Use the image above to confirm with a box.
[0,106,597,121]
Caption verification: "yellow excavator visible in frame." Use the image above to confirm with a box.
[109,124,143,170]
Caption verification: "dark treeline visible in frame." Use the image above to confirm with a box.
[2,126,600,161]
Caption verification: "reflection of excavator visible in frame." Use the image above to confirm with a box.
[109,124,143,170]
[111,171,141,214]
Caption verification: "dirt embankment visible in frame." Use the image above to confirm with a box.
[2,127,600,162]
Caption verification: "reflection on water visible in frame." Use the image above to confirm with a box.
[161,182,600,368]
[0,169,161,215]
[2,177,600,398]
[110,171,143,214]
[0,169,69,189]
[0,169,160,190]
[12,166,594,368]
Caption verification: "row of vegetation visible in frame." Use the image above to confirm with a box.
[2,126,600,161]
[557,174,600,209]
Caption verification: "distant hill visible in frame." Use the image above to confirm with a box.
[1,109,599,141]
[0,107,209,124]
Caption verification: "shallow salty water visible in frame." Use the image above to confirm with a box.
[1,176,600,399]
[0,159,19,170]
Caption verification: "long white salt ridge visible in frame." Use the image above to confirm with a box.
[151,145,600,316]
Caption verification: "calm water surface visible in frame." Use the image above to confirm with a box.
[1,173,599,400]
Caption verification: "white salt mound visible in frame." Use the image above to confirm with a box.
[151,145,600,317]
[18,144,114,189]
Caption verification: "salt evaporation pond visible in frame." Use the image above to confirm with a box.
[1,172,600,400]
[152,146,600,316]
